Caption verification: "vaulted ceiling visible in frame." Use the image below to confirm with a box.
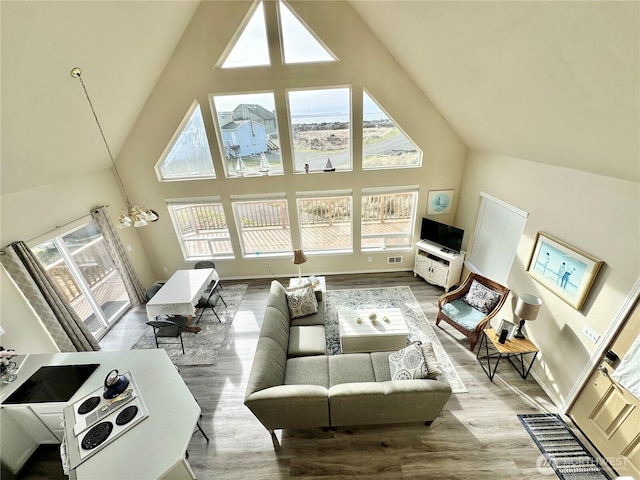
[2,0,638,197]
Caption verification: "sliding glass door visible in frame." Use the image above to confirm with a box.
[32,221,130,339]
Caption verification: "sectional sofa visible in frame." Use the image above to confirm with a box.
[244,280,452,437]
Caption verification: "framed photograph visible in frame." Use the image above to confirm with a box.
[527,232,603,310]
[496,319,517,340]
[427,190,454,215]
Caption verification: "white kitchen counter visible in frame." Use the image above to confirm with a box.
[0,349,200,479]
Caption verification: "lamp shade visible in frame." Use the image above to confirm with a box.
[292,249,307,265]
[514,294,542,321]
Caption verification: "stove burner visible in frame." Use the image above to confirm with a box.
[78,396,101,415]
[115,405,138,426]
[81,421,113,450]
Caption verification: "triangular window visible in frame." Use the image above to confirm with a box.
[220,2,270,69]
[362,90,422,169]
[156,102,216,180]
[279,1,336,64]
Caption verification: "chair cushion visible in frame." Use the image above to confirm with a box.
[288,325,326,357]
[463,280,501,314]
[388,343,428,380]
[442,299,487,331]
[284,356,330,387]
[285,283,318,319]
[329,354,375,386]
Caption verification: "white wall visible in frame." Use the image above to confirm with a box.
[456,150,640,406]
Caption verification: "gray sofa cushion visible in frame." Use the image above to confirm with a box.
[245,337,287,395]
[288,325,326,357]
[267,281,291,319]
[290,299,325,327]
[370,351,393,381]
[285,356,330,387]
[260,306,290,352]
[329,353,376,386]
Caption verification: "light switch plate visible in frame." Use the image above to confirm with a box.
[582,324,600,343]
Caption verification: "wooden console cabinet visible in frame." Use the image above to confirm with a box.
[413,240,465,292]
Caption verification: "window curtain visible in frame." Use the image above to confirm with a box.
[0,241,100,352]
[90,206,146,305]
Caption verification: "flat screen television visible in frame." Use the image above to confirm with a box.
[420,218,464,253]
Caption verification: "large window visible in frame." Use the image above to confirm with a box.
[297,191,352,252]
[361,187,418,251]
[288,87,351,173]
[32,222,130,339]
[211,92,283,177]
[167,200,234,260]
[232,195,292,256]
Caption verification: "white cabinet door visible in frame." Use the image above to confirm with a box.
[429,261,449,285]
[0,409,39,474]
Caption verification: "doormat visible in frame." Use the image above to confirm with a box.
[518,413,613,480]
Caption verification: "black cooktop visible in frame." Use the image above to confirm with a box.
[1,364,100,404]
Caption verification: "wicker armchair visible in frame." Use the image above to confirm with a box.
[436,272,510,351]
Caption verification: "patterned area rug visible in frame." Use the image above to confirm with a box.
[131,284,247,366]
[325,286,467,393]
[518,413,613,480]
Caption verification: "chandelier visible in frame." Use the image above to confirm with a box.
[71,67,157,228]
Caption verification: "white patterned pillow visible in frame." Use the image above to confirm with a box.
[388,343,428,380]
[463,280,501,314]
[285,284,318,319]
[420,342,443,379]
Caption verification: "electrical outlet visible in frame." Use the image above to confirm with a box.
[162,266,168,273]
[367,256,372,263]
[126,244,133,252]
[582,325,600,343]
[267,262,271,270]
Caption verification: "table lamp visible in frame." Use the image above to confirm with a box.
[514,293,542,339]
[292,249,308,281]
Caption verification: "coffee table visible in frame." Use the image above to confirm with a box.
[338,308,410,353]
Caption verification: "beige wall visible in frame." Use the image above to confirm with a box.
[456,150,640,406]
[115,0,467,281]
[0,169,155,353]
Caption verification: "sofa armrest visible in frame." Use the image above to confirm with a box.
[244,385,330,431]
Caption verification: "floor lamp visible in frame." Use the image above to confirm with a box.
[292,249,308,282]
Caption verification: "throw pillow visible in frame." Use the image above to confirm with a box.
[420,342,443,379]
[285,284,318,319]
[463,279,501,314]
[388,343,428,380]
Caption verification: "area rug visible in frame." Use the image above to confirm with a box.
[518,413,613,480]
[131,284,247,366]
[325,286,467,393]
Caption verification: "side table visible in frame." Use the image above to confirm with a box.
[476,328,539,381]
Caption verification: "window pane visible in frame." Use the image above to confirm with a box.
[361,190,417,250]
[232,198,292,255]
[32,222,130,338]
[211,92,283,177]
[156,104,215,180]
[168,202,234,260]
[363,91,421,169]
[279,1,335,64]
[298,195,352,252]
[288,88,351,173]
[221,2,270,68]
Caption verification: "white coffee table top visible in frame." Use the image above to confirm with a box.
[338,308,409,338]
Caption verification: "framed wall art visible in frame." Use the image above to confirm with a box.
[527,232,603,310]
[427,190,454,215]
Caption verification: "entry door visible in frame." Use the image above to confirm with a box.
[568,299,640,478]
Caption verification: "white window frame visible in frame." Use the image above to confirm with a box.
[297,190,353,254]
[360,186,418,251]
[166,197,234,261]
[466,192,528,284]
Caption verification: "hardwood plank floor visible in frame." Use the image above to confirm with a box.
[19,272,569,479]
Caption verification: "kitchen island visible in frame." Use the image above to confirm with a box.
[0,349,200,479]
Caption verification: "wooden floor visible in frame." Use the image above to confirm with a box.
[19,272,567,479]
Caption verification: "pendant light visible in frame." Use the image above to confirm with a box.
[71,67,157,228]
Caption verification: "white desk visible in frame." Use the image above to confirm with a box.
[146,268,217,322]
[339,308,410,353]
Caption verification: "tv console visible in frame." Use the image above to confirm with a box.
[413,240,465,292]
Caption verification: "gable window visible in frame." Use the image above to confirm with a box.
[288,87,351,173]
[467,193,528,284]
[32,221,131,339]
[362,91,421,170]
[155,102,215,181]
[167,199,234,260]
[297,191,352,252]
[232,194,292,256]
[211,92,283,177]
[279,0,336,64]
[220,1,270,69]
[361,187,418,251]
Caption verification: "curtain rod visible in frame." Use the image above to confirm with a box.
[23,205,109,243]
